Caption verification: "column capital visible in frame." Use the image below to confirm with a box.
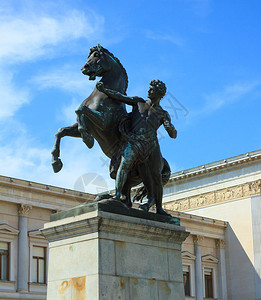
[193,235,204,245]
[18,204,32,216]
[215,239,226,249]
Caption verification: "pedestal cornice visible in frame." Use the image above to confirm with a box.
[41,201,189,245]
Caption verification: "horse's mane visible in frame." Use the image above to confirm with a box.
[89,46,128,93]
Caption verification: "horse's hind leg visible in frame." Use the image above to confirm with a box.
[51,123,80,173]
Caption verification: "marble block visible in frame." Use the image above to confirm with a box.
[41,200,189,300]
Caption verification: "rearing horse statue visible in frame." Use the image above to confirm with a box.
[51,45,171,212]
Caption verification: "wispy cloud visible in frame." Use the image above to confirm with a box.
[60,98,80,124]
[192,80,261,118]
[0,2,103,117]
[145,30,184,47]
[31,65,97,123]
[0,2,111,191]
[0,7,104,63]
[202,81,260,113]
[0,71,30,119]
[31,65,94,98]
[0,119,113,193]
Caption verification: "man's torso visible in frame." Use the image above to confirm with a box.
[130,100,166,138]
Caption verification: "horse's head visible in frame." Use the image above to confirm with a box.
[81,44,117,81]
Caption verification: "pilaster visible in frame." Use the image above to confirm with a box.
[193,235,204,300]
[17,204,32,292]
[216,239,228,300]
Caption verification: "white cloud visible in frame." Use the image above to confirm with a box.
[0,2,104,116]
[145,30,184,47]
[0,3,102,119]
[0,71,30,119]
[0,2,112,192]
[31,65,97,123]
[0,121,113,194]
[31,65,95,97]
[60,98,80,124]
[0,8,104,63]
[202,81,260,114]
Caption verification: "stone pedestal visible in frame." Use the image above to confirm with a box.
[41,201,189,300]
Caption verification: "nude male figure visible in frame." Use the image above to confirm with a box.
[97,80,177,215]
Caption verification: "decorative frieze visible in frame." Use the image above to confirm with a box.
[163,180,261,212]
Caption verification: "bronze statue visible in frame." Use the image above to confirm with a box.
[51,45,175,216]
[96,80,177,215]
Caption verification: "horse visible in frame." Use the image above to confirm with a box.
[51,45,171,213]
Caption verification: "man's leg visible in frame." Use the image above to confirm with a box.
[115,143,137,200]
[150,163,171,216]
[145,145,171,215]
[137,162,155,212]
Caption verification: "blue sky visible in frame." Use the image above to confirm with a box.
[0,0,261,193]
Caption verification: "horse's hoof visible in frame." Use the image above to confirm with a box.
[52,159,63,173]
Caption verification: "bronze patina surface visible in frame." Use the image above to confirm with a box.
[51,45,177,217]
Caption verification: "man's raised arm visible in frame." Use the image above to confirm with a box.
[96,82,145,106]
[163,111,177,139]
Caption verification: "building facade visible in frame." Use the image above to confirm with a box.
[164,149,261,300]
[0,149,260,299]
[0,176,94,299]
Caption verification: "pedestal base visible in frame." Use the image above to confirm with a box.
[42,200,189,300]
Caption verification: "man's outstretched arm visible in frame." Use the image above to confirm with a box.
[96,82,145,106]
[163,111,177,139]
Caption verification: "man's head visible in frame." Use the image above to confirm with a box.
[148,80,166,102]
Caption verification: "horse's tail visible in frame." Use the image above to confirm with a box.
[133,158,171,203]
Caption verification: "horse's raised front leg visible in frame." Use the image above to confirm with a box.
[51,123,80,173]
[75,105,104,148]
[76,113,95,149]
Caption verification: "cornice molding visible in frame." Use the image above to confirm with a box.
[131,150,261,194]
[41,213,189,245]
[164,179,261,212]
[168,150,261,183]
[202,254,219,264]
[182,251,196,260]
[28,229,45,240]
[0,223,19,235]
[0,175,95,203]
